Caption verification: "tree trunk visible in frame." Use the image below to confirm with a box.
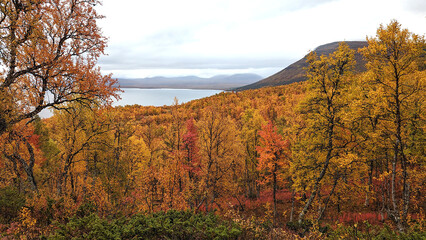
[390,141,404,231]
[290,190,295,222]
[10,156,23,192]
[298,102,335,223]
[298,142,333,223]
[0,115,7,135]
[4,139,38,192]
[365,160,373,207]
[317,175,339,221]
[57,155,73,196]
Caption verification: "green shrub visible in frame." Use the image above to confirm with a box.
[326,222,426,240]
[122,210,241,239]
[48,213,121,240]
[0,186,26,224]
[49,210,242,240]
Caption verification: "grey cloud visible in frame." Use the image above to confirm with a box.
[289,0,339,10]
[269,0,339,12]
[98,0,339,74]
[100,37,296,71]
[403,0,426,13]
[143,28,196,48]
[99,51,294,70]
[251,0,340,23]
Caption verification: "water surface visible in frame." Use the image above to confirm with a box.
[113,88,222,107]
[39,88,221,118]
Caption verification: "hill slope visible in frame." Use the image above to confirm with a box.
[236,41,368,91]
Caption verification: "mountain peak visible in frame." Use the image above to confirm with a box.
[236,41,368,91]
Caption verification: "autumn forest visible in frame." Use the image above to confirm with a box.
[0,1,425,239]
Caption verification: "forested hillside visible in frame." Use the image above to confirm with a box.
[0,1,424,238]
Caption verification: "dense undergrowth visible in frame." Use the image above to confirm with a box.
[0,195,425,239]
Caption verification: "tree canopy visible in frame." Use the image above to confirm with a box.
[0,0,118,135]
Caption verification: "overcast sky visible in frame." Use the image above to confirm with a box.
[97,0,426,79]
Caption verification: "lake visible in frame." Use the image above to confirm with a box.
[113,88,223,107]
[39,88,222,118]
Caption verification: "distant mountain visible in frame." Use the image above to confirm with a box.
[236,41,368,91]
[117,73,263,90]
